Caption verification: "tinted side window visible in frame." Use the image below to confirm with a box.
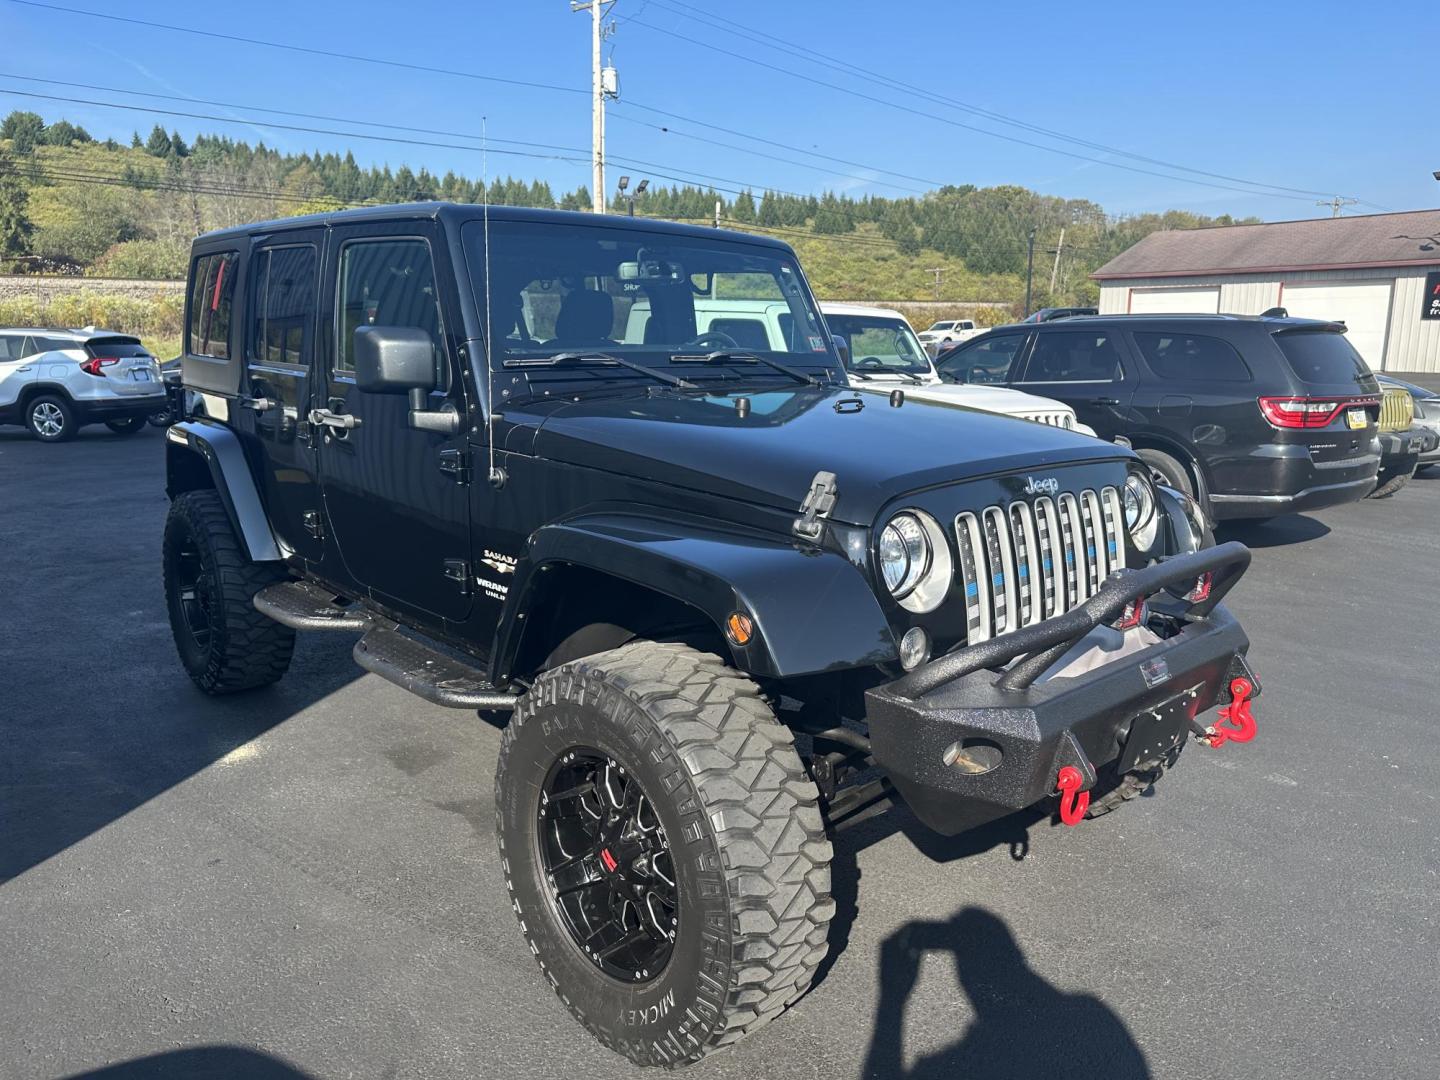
[1133,331,1251,382]
[336,238,447,389]
[1274,331,1371,384]
[936,334,1025,384]
[250,246,318,368]
[707,317,771,351]
[188,252,238,359]
[0,336,22,360]
[1021,331,1121,382]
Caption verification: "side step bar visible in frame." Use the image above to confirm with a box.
[353,628,516,710]
[254,580,371,631]
[254,581,516,711]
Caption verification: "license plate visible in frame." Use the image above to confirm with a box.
[1346,407,1367,429]
[133,370,151,382]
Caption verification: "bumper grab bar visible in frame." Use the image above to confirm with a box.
[887,542,1252,700]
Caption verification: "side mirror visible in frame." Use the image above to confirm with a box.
[353,325,436,395]
[353,325,459,435]
[831,334,850,366]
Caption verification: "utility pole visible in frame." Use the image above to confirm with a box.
[572,0,616,213]
[1049,227,1065,294]
[1317,196,1358,218]
[714,199,721,229]
[1024,228,1036,316]
[926,267,943,301]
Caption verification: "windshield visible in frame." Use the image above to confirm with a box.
[927,322,954,332]
[463,221,836,374]
[824,313,932,376]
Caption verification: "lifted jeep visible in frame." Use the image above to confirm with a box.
[163,203,1260,1067]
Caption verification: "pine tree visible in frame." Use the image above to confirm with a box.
[144,125,172,157]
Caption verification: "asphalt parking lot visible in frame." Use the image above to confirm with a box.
[2,425,1437,1080]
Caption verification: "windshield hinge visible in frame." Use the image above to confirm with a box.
[792,471,838,543]
[438,447,471,485]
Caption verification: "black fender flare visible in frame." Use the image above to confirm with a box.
[1155,484,1209,554]
[164,419,283,562]
[492,512,897,682]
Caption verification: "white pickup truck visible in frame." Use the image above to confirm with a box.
[917,317,982,355]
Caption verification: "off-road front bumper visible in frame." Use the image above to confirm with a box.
[864,543,1257,835]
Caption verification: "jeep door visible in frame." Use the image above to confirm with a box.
[234,234,325,562]
[1008,327,1136,438]
[318,223,473,623]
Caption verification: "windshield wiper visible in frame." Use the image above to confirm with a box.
[672,350,820,387]
[846,367,924,385]
[506,352,695,389]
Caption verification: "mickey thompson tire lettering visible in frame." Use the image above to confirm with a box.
[494,642,834,1067]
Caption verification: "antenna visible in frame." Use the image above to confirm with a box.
[481,116,504,489]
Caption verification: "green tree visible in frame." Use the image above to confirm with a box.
[0,150,33,264]
[144,125,173,157]
[731,189,756,223]
[41,120,92,147]
[0,110,45,154]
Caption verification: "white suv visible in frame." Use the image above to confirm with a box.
[820,303,1096,435]
[0,328,164,441]
[917,318,981,355]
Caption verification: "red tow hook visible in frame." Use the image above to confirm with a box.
[1203,677,1257,747]
[1055,766,1089,826]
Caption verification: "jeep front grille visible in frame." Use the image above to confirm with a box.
[954,487,1124,643]
[1022,411,1074,429]
[1378,387,1414,433]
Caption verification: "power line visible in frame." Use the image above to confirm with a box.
[643,0,1362,203]
[621,12,1359,206]
[0,85,823,200]
[4,0,587,97]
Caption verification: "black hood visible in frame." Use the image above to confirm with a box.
[531,385,1134,525]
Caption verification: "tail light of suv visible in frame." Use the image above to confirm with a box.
[80,356,121,376]
[1258,395,1379,429]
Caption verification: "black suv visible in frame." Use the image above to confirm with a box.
[934,314,1384,520]
[162,204,1261,1067]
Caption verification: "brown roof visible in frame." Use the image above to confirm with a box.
[1092,208,1440,280]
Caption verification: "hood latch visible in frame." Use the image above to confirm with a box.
[792,471,838,543]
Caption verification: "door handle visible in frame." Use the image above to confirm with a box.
[16,366,33,372]
[1088,397,1120,406]
[239,396,275,413]
[309,407,362,431]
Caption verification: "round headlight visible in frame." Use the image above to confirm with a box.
[1123,472,1160,551]
[877,510,952,613]
[1123,474,1156,532]
[879,513,929,599]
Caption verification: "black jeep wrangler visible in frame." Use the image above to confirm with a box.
[162,203,1260,1068]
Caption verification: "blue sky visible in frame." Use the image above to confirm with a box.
[3,0,1434,220]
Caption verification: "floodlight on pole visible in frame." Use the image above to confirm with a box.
[617,175,630,192]
[619,176,649,217]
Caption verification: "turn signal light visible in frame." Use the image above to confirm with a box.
[724,611,754,647]
[1185,572,1213,604]
[80,357,120,376]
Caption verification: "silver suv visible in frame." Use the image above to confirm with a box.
[0,327,164,441]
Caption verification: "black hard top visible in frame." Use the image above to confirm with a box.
[193,201,792,251]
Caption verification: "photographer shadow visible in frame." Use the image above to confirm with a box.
[863,906,1151,1080]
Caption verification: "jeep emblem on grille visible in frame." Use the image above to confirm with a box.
[1023,476,1060,496]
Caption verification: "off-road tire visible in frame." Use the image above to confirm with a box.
[163,490,295,694]
[1367,462,1416,499]
[1083,744,1183,818]
[1137,447,1194,498]
[106,416,147,434]
[495,642,834,1067]
[25,394,76,442]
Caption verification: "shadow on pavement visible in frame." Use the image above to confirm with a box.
[813,804,1040,993]
[61,1046,315,1079]
[0,428,364,882]
[862,907,1151,1079]
[1216,513,1331,548]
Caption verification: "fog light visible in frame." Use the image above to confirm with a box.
[899,627,930,671]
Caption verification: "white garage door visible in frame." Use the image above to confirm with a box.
[1128,286,1220,314]
[1278,281,1392,369]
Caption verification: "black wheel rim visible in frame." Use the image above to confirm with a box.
[174,533,214,649]
[538,748,677,982]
